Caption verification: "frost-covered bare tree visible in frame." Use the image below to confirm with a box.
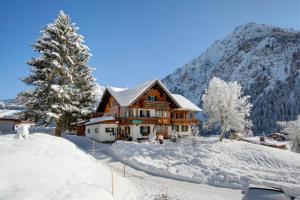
[18,11,96,136]
[202,77,252,141]
[277,116,300,153]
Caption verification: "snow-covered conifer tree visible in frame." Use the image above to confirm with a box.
[18,11,96,136]
[202,77,252,141]
[277,116,300,153]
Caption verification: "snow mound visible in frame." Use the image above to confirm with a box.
[0,133,136,200]
[111,137,300,197]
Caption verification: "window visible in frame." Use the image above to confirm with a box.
[176,113,184,119]
[87,128,90,134]
[156,110,168,117]
[163,111,167,117]
[140,110,150,117]
[173,125,179,132]
[125,126,130,135]
[140,126,150,136]
[156,110,162,117]
[105,127,114,133]
[95,127,98,133]
[125,110,130,117]
[182,125,188,132]
[148,96,157,101]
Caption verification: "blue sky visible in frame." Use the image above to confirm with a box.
[0,0,299,99]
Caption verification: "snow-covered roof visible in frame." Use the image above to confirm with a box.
[0,110,21,119]
[97,79,201,112]
[171,94,202,112]
[85,116,115,125]
[107,79,157,107]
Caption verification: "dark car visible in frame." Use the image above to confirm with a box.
[242,185,292,200]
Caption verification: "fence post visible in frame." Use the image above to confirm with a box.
[92,140,95,157]
[123,159,126,177]
[111,167,114,195]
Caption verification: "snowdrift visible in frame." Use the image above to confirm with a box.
[0,133,136,200]
[111,137,300,197]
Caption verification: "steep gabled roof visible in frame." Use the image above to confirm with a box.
[96,79,201,112]
[171,94,202,112]
[107,79,157,107]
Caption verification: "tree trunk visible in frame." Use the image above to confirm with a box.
[219,132,224,142]
[55,121,63,137]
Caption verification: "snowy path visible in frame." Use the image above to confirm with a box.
[65,136,242,200]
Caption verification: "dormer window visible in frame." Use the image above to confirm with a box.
[148,96,156,101]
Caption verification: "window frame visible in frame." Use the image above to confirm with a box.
[182,125,188,132]
[105,127,115,133]
[140,126,150,136]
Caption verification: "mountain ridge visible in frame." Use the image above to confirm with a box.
[162,22,300,134]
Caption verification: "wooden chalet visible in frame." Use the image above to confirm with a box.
[85,79,201,142]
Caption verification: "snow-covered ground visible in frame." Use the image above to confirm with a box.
[65,135,242,200]
[0,133,137,200]
[111,137,300,197]
[244,136,290,147]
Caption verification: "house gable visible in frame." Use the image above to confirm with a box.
[131,82,178,110]
[96,89,120,116]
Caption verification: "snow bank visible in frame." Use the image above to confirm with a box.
[0,133,137,200]
[111,137,300,197]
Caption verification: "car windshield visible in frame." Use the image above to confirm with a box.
[246,188,289,200]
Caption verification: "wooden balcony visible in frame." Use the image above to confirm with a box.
[171,118,198,124]
[143,100,170,109]
[118,117,171,125]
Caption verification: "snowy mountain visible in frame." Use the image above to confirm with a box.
[0,99,24,110]
[162,23,300,134]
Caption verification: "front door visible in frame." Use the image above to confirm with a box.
[156,125,168,138]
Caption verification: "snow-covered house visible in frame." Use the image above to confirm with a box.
[85,79,201,142]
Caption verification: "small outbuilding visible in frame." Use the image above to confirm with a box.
[0,117,20,134]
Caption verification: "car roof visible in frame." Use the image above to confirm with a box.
[248,184,283,192]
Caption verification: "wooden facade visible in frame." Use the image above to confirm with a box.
[85,80,200,142]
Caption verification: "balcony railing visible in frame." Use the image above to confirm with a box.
[143,100,170,109]
[171,118,198,124]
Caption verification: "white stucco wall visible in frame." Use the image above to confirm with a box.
[0,120,15,134]
[132,124,155,141]
[86,124,117,142]
[176,125,192,136]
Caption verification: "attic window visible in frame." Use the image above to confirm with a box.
[148,96,157,101]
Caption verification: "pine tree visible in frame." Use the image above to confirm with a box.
[18,11,96,136]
